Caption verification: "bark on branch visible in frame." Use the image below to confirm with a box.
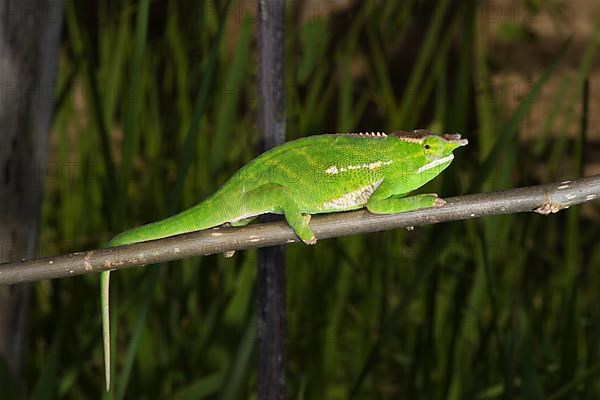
[0,175,599,285]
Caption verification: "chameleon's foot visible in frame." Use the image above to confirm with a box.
[367,193,444,213]
[303,236,317,245]
[297,214,317,245]
[434,197,447,207]
[228,216,256,227]
[223,250,236,258]
[534,202,565,215]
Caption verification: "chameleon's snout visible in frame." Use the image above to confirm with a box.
[442,133,468,147]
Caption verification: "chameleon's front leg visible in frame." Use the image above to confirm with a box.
[366,181,446,214]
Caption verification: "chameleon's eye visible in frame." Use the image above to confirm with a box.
[424,144,431,150]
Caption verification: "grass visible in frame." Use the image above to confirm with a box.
[13,0,600,398]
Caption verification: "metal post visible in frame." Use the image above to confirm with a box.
[256,0,287,398]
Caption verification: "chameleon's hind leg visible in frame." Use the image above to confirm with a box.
[223,217,256,257]
[367,181,445,214]
[242,184,316,244]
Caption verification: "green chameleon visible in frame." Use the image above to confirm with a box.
[101,129,467,390]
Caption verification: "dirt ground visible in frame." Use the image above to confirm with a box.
[484,0,600,174]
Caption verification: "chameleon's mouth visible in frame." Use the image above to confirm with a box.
[442,133,468,146]
[416,154,454,173]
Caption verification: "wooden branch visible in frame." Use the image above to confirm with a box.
[0,175,598,285]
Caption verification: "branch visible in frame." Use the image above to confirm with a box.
[0,175,598,285]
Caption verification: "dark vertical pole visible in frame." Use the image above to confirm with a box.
[0,0,63,391]
[256,0,286,399]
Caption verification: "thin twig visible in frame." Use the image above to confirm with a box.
[0,175,598,285]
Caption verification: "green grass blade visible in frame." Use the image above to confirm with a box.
[221,318,257,400]
[170,0,233,212]
[114,3,233,397]
[172,373,226,400]
[63,2,118,212]
[116,0,151,225]
[394,0,452,128]
[31,331,61,400]
[469,39,570,191]
[116,268,159,400]
[547,10,600,179]
[210,17,252,173]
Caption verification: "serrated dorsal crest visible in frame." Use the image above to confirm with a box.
[390,129,431,143]
[335,131,388,138]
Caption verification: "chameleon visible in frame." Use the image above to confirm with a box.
[101,129,468,390]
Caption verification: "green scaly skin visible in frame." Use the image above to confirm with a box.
[101,130,468,391]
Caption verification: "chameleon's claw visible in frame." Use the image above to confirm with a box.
[303,236,317,245]
[534,202,564,215]
[223,250,236,258]
[434,197,447,207]
[298,215,317,245]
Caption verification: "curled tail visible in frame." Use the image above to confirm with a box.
[101,195,233,391]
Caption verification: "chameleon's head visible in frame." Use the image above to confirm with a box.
[421,131,468,162]
[391,129,468,182]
